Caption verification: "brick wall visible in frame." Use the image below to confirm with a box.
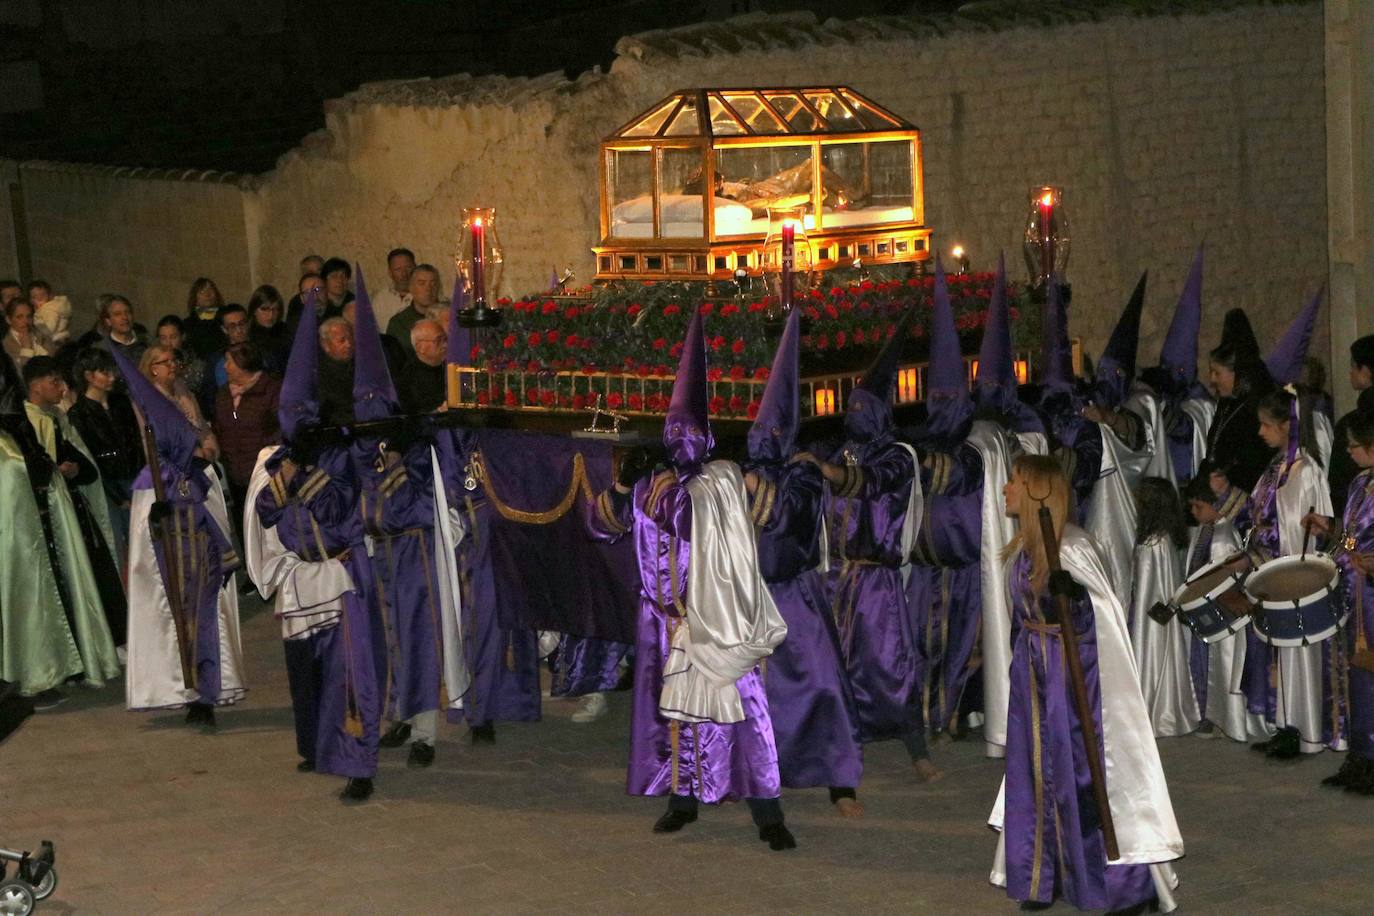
[4,1,1330,367]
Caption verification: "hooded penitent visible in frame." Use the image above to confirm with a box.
[974,254,1017,416]
[746,306,800,464]
[1093,271,1147,411]
[845,306,911,444]
[350,263,400,423]
[1265,287,1325,387]
[924,254,973,444]
[664,304,714,470]
[1039,274,1074,398]
[110,343,198,478]
[278,288,320,444]
[1157,246,1203,398]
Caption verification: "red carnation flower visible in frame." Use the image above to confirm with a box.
[476,390,491,406]
[700,303,715,316]
[606,393,624,410]
[730,365,746,380]
[815,334,829,350]
[720,304,740,317]
[708,395,725,415]
[753,367,770,380]
[572,394,586,410]
[564,306,580,319]
[628,393,644,411]
[544,330,561,345]
[653,364,668,376]
[707,368,723,382]
[540,390,557,407]
[728,394,745,414]
[627,303,643,317]
[670,342,684,358]
[527,332,541,347]
[662,304,681,316]
[731,338,745,355]
[504,390,519,407]
[747,301,766,313]
[854,328,866,345]
[542,301,559,315]
[502,334,517,349]
[835,331,847,348]
[825,305,840,320]
[651,337,667,351]
[746,399,761,420]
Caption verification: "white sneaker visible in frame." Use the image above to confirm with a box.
[571,692,607,723]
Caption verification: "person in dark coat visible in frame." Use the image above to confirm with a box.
[212,342,282,547]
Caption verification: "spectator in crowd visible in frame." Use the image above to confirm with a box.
[211,304,252,390]
[301,254,324,276]
[87,294,149,366]
[371,247,416,330]
[400,319,449,414]
[155,315,210,405]
[183,277,227,357]
[28,280,74,347]
[1331,334,1374,508]
[318,316,355,426]
[0,279,19,337]
[285,272,324,333]
[320,258,354,318]
[286,257,324,323]
[138,344,220,461]
[386,263,441,361]
[3,298,55,369]
[213,341,281,546]
[248,284,290,371]
[67,347,143,565]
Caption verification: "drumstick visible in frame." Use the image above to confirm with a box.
[1301,505,1316,561]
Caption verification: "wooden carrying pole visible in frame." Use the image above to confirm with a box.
[142,424,196,691]
[1036,506,1119,861]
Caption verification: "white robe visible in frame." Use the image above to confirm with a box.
[1129,536,1200,737]
[990,526,1183,911]
[429,445,471,713]
[1188,518,1264,742]
[125,470,246,710]
[242,447,347,641]
[1254,453,1339,753]
[1087,393,1155,609]
[969,421,1045,758]
[1179,397,1215,480]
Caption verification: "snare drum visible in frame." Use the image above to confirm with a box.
[1243,554,1345,647]
[1170,559,1252,644]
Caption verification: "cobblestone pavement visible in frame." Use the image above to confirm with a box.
[3,595,1370,915]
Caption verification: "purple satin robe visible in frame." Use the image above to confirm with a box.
[1340,470,1374,759]
[551,634,627,697]
[255,448,380,779]
[748,459,863,790]
[905,445,984,735]
[355,442,446,723]
[455,493,542,725]
[588,474,781,803]
[824,435,920,742]
[1003,553,1156,910]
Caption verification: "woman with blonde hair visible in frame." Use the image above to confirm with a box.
[138,345,220,461]
[989,455,1183,913]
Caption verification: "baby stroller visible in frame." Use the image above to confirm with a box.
[0,840,56,915]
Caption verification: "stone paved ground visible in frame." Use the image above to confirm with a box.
[3,596,1371,915]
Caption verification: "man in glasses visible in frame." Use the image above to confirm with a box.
[399,319,449,414]
[211,304,252,390]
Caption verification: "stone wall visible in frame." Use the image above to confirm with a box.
[13,163,254,331]
[4,1,1330,367]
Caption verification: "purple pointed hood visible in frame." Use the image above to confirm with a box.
[925,255,973,442]
[1265,286,1324,386]
[1093,271,1147,410]
[350,263,399,422]
[845,308,910,443]
[974,253,1016,414]
[278,288,320,443]
[747,307,800,463]
[1040,274,1074,396]
[664,305,713,470]
[446,273,471,366]
[110,343,198,475]
[1159,246,1203,388]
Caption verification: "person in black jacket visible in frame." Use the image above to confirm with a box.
[1204,308,1276,492]
[1331,334,1374,508]
[66,348,143,563]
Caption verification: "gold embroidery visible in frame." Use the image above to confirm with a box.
[1028,634,1046,901]
[670,720,681,793]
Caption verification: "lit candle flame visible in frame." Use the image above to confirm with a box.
[1040,191,1054,208]
[951,245,964,259]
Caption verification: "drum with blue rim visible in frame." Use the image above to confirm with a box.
[1170,558,1253,644]
[1244,554,1345,647]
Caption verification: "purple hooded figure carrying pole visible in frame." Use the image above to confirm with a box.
[587,304,795,849]
[743,306,865,814]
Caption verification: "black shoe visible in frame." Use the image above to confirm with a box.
[297,759,315,773]
[1018,903,1054,912]
[758,823,796,851]
[339,777,374,803]
[1322,755,1360,788]
[186,702,216,727]
[378,721,412,748]
[407,742,435,768]
[652,809,698,833]
[1342,756,1374,795]
[469,722,496,745]
[1266,726,1301,760]
[31,689,66,710]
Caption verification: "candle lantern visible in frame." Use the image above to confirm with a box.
[951,245,970,276]
[813,388,836,417]
[1021,186,1070,292]
[762,205,814,320]
[455,206,505,327]
[897,367,919,403]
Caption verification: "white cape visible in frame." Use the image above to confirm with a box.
[968,420,1044,758]
[1188,519,1264,742]
[243,447,347,640]
[1087,393,1155,609]
[126,469,246,710]
[989,526,1183,909]
[660,461,787,724]
[430,445,471,711]
[1129,536,1200,736]
[1179,397,1215,480]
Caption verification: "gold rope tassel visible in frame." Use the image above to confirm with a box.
[471,451,596,525]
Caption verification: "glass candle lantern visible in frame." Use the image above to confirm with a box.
[1021,186,1070,290]
[455,207,505,326]
[761,205,814,316]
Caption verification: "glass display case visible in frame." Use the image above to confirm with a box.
[595,87,931,282]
